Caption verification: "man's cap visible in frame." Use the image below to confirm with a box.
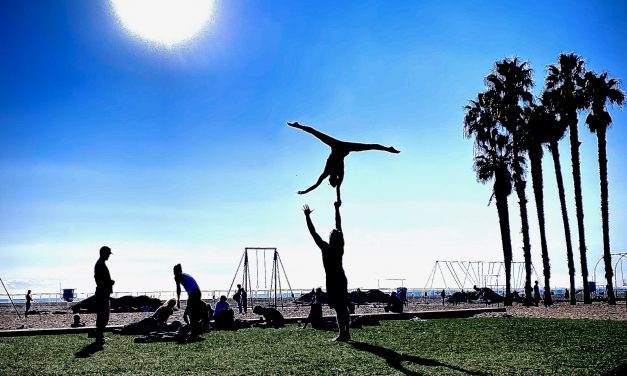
[100,246,112,255]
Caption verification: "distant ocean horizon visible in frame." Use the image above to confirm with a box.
[3,286,621,305]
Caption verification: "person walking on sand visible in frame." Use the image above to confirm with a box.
[93,246,114,344]
[302,200,350,341]
[173,264,201,309]
[288,121,399,201]
[25,290,34,317]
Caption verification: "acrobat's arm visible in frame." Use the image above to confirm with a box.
[288,122,341,148]
[298,171,329,195]
[303,205,326,250]
[343,141,400,154]
[334,200,342,233]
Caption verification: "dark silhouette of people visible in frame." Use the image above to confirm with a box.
[440,289,446,306]
[93,246,114,344]
[564,288,570,300]
[252,305,285,328]
[302,201,350,341]
[71,314,85,328]
[25,290,33,317]
[399,288,408,308]
[176,299,209,341]
[302,287,334,330]
[384,291,403,313]
[288,122,400,201]
[213,295,235,330]
[173,264,201,309]
[235,284,247,314]
[117,298,180,335]
[533,281,541,306]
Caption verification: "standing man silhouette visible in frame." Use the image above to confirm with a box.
[25,290,33,317]
[303,201,350,341]
[93,246,114,344]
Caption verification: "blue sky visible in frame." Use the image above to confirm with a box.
[1,1,626,295]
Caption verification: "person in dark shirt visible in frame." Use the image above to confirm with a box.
[303,200,350,341]
[173,264,201,309]
[235,284,247,314]
[302,287,335,330]
[384,291,403,313]
[93,246,114,344]
[25,290,33,317]
[253,305,285,328]
[177,299,209,341]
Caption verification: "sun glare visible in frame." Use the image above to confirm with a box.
[110,0,215,47]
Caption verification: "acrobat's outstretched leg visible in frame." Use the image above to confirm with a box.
[343,141,400,154]
[288,122,341,148]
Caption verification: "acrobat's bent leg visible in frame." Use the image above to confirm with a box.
[299,171,329,195]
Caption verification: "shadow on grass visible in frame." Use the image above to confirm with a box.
[74,342,103,358]
[602,363,627,376]
[350,341,485,376]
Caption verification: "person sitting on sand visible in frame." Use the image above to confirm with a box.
[152,298,177,331]
[253,306,285,328]
[384,291,403,313]
[117,299,181,335]
[213,295,234,330]
[302,288,335,331]
[71,314,85,328]
[288,121,400,201]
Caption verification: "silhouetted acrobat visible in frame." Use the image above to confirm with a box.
[303,200,350,341]
[288,122,399,201]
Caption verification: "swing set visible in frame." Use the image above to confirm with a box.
[424,260,540,294]
[227,247,296,308]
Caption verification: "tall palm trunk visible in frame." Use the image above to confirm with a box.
[515,180,534,306]
[494,185,513,306]
[529,145,552,305]
[596,127,616,304]
[549,141,577,304]
[569,120,592,303]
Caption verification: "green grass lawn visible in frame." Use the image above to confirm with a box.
[1,318,625,375]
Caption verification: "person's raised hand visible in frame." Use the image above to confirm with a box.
[303,205,313,216]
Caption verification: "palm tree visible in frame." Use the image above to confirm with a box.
[486,57,535,306]
[584,70,625,305]
[526,102,553,305]
[545,53,591,304]
[464,92,515,306]
[542,90,578,305]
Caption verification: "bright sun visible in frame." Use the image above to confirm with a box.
[110,0,215,47]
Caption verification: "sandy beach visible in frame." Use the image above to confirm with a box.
[2,300,625,331]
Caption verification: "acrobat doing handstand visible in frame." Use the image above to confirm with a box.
[288,122,400,201]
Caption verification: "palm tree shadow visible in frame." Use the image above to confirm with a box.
[350,341,485,376]
[74,342,104,358]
